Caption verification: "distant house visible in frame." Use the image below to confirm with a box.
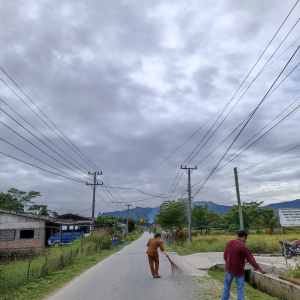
[0,209,61,250]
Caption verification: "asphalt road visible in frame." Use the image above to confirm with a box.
[43,232,209,300]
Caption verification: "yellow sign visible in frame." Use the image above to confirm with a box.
[139,218,146,222]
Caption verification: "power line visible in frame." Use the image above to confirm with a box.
[192,45,300,199]
[0,138,88,182]
[0,98,91,174]
[0,151,85,183]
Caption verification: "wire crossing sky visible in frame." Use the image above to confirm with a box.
[0,0,299,216]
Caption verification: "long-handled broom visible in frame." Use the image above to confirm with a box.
[165,254,183,275]
[278,275,300,285]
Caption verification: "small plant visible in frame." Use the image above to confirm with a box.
[174,230,188,246]
[191,230,198,237]
[287,258,300,279]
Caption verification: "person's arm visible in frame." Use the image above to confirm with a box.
[223,244,228,262]
[245,248,267,274]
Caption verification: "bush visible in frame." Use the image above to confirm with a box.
[174,230,188,246]
[85,234,111,249]
[191,230,198,237]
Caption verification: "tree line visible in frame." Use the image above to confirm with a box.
[0,188,57,216]
[156,199,280,233]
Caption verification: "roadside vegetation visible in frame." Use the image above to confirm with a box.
[209,266,279,299]
[157,199,300,280]
[165,232,300,255]
[0,232,142,300]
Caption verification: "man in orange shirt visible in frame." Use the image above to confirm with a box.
[146,233,168,278]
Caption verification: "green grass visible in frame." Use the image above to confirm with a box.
[165,233,297,255]
[209,267,279,300]
[0,233,142,300]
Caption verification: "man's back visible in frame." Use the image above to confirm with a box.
[224,239,258,276]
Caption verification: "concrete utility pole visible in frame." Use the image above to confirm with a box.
[234,167,244,231]
[181,165,197,244]
[125,204,132,230]
[136,213,140,232]
[86,171,103,231]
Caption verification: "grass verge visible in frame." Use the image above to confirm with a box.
[209,267,279,300]
[165,233,299,255]
[0,233,142,300]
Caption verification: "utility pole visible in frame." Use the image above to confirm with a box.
[181,165,197,244]
[136,213,140,232]
[86,171,103,232]
[125,204,132,231]
[234,167,244,230]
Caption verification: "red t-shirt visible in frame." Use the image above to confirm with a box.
[224,238,259,276]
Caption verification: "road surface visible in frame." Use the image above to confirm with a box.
[44,232,218,300]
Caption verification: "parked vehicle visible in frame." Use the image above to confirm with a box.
[48,230,83,246]
[279,240,300,258]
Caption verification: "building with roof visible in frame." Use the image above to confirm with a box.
[0,209,61,250]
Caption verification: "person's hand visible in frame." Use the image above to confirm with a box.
[259,268,267,274]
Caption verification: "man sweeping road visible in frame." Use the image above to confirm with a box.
[146,233,169,278]
[222,230,267,300]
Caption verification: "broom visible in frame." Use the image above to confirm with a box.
[165,254,183,275]
[278,275,300,285]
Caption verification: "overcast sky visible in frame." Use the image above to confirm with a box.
[0,0,299,217]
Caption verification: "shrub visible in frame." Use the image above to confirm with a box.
[174,230,188,246]
[191,230,198,237]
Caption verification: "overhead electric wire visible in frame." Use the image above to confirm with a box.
[194,58,300,168]
[0,151,85,183]
[0,115,91,182]
[0,98,93,174]
[184,14,300,166]
[0,138,88,182]
[213,100,300,175]
[0,70,98,172]
[0,71,129,206]
[192,45,300,199]
[239,144,300,173]
[0,107,91,180]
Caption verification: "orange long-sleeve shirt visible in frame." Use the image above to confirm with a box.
[146,237,165,256]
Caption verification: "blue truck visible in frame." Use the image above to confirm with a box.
[48,230,83,246]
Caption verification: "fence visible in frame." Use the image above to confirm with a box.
[0,234,111,294]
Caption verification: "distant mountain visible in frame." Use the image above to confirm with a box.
[191,201,231,214]
[264,199,300,211]
[102,199,300,223]
[102,206,159,223]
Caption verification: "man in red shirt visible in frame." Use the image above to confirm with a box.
[222,230,267,300]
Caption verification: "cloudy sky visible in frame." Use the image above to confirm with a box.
[0,0,299,217]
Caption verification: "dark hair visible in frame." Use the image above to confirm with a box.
[154,233,161,238]
[237,230,248,238]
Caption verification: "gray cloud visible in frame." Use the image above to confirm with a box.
[0,0,299,217]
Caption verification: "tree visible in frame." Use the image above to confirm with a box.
[28,204,50,216]
[192,204,223,233]
[7,188,41,211]
[156,199,188,229]
[224,201,276,231]
[0,192,24,211]
[191,204,208,230]
[128,218,135,232]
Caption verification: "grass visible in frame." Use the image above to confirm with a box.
[0,233,142,300]
[165,233,298,256]
[209,267,279,300]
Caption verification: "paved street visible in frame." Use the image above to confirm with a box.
[43,233,295,300]
[43,232,212,300]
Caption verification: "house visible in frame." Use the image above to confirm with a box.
[0,209,61,250]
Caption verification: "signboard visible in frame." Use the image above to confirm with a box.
[139,218,146,222]
[278,208,300,227]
